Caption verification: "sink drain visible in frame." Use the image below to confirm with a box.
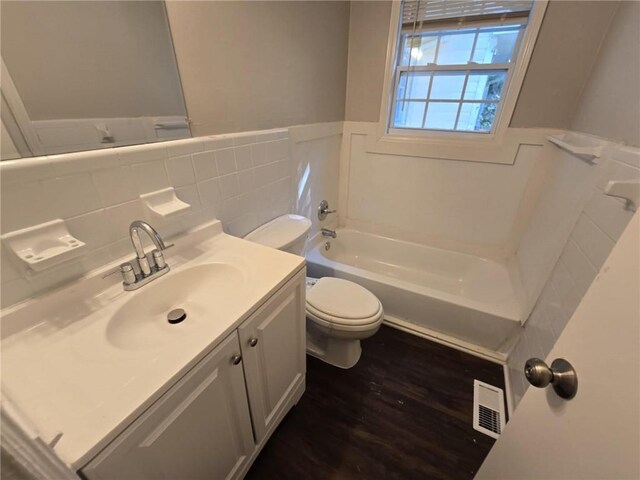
[167,308,187,324]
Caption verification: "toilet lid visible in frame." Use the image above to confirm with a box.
[306,277,381,320]
[244,214,311,251]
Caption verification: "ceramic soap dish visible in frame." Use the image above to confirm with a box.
[140,187,191,221]
[2,219,86,272]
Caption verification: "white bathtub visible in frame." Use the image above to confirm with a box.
[306,229,523,354]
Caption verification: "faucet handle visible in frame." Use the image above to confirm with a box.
[102,263,136,286]
[119,263,137,286]
[318,200,336,221]
[152,249,167,270]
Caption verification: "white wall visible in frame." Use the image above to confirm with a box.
[291,123,343,238]
[165,1,350,136]
[509,0,618,129]
[516,135,615,316]
[0,122,342,309]
[508,141,640,407]
[570,1,640,147]
[344,1,392,123]
[343,1,616,129]
[338,123,555,259]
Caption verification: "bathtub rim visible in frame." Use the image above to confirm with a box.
[307,229,524,323]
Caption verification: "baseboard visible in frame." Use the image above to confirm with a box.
[502,364,515,420]
[382,315,508,364]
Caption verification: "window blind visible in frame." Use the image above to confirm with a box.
[402,0,532,26]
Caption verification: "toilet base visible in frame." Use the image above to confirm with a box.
[305,319,363,369]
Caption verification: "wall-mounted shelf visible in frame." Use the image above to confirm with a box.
[604,180,639,211]
[547,134,604,164]
[140,187,191,221]
[1,219,86,272]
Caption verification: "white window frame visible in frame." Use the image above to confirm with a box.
[389,18,526,136]
[377,0,548,147]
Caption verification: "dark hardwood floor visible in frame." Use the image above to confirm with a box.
[246,325,505,480]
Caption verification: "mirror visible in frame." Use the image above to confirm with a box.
[0,1,190,160]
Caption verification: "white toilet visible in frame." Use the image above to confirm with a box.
[245,214,383,368]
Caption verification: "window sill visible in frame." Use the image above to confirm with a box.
[346,122,557,165]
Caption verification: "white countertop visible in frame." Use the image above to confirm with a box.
[0,220,305,469]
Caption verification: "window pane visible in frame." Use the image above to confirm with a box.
[424,102,458,130]
[464,71,506,101]
[472,26,522,64]
[430,72,466,100]
[401,34,437,66]
[456,102,496,132]
[394,101,426,128]
[397,72,431,100]
[436,31,475,65]
[456,103,482,131]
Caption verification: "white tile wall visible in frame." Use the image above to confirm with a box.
[508,141,639,408]
[0,129,293,308]
[290,123,343,238]
[514,135,612,318]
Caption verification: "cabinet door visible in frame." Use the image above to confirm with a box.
[82,332,254,480]
[238,270,306,442]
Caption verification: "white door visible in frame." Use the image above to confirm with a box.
[477,213,640,479]
[82,332,255,480]
[238,270,306,442]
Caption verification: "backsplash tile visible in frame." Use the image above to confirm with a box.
[215,148,237,176]
[234,145,252,171]
[165,155,196,187]
[219,174,240,200]
[0,129,293,308]
[46,173,102,218]
[197,178,223,206]
[117,142,167,165]
[192,151,217,181]
[92,166,139,206]
[131,160,170,193]
[50,149,120,177]
[66,209,117,250]
[0,157,54,185]
[165,138,204,157]
[204,137,234,151]
[1,181,54,232]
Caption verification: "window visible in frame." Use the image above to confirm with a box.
[387,0,533,135]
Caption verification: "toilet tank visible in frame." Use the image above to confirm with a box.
[244,214,312,256]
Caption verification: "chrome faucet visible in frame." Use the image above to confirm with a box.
[321,228,337,239]
[107,220,172,291]
[318,200,336,221]
[103,221,173,291]
[129,220,169,276]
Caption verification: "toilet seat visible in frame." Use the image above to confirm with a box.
[306,277,383,327]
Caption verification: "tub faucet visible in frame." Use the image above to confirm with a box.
[321,228,337,239]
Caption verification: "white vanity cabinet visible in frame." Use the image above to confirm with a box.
[80,331,254,480]
[238,269,306,442]
[81,269,306,480]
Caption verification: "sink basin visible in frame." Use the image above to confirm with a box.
[106,263,244,350]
